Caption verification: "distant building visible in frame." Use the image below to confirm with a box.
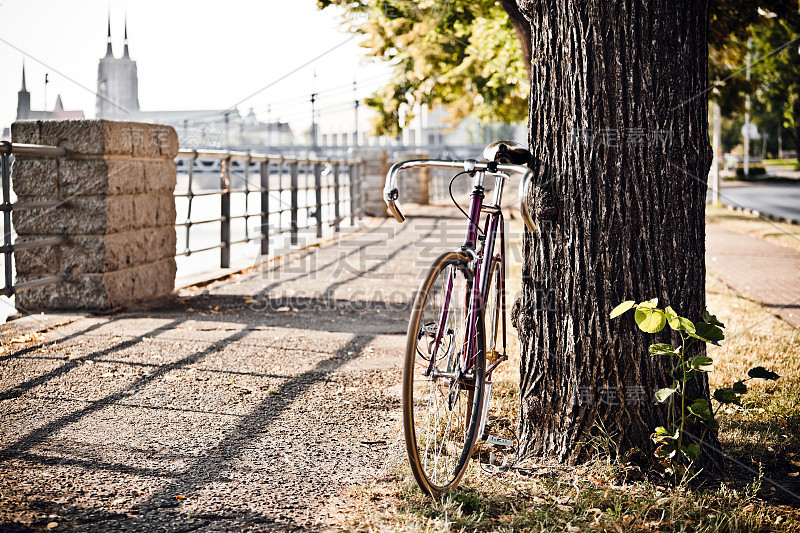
[95,18,139,119]
[16,64,85,121]
[95,18,291,148]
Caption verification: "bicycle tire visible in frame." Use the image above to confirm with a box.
[402,251,486,496]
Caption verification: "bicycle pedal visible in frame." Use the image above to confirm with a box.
[484,434,513,448]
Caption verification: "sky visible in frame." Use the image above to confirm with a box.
[0,0,393,133]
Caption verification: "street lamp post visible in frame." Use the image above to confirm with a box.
[744,38,752,176]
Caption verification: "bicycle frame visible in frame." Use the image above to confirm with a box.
[423,170,510,384]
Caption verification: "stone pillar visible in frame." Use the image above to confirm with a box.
[393,151,430,205]
[11,119,178,311]
[348,148,388,217]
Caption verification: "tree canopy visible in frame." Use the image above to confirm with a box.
[317,0,529,136]
[751,15,800,153]
[709,0,800,119]
[321,1,800,144]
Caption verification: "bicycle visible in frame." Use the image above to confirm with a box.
[383,141,536,496]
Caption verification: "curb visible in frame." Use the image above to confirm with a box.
[718,202,800,226]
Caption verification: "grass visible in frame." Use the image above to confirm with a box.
[331,216,800,532]
[764,159,800,171]
[706,204,800,252]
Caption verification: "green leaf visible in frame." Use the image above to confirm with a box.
[747,366,780,381]
[635,306,667,333]
[688,398,712,420]
[683,443,701,460]
[689,355,714,372]
[670,365,696,382]
[638,299,658,309]
[653,426,679,444]
[655,388,676,403]
[665,306,696,333]
[704,418,720,433]
[689,322,725,345]
[714,388,737,403]
[732,380,748,394]
[649,343,677,356]
[610,300,636,318]
[655,441,677,457]
[702,308,725,328]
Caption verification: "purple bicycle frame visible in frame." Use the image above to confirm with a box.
[425,176,506,382]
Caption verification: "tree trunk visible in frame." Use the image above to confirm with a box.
[512,0,724,471]
[498,0,532,78]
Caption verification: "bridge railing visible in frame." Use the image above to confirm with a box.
[0,141,68,298]
[174,149,364,269]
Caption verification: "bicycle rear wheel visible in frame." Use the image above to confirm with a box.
[403,251,486,496]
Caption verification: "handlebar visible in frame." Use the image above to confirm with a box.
[383,159,536,232]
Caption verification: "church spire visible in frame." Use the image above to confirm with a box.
[105,13,113,57]
[20,61,27,92]
[123,16,130,58]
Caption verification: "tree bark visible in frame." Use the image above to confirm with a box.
[498,0,532,79]
[512,0,724,472]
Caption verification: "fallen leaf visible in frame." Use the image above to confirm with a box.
[790,459,800,467]
[556,504,573,512]
[789,472,799,477]
[46,523,58,530]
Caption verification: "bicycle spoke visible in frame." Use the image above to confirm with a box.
[403,253,485,495]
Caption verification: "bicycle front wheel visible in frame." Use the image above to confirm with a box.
[403,251,486,496]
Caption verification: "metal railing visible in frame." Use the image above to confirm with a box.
[174,149,364,268]
[0,141,68,297]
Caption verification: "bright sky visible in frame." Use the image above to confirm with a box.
[0,0,393,133]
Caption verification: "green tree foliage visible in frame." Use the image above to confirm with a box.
[708,0,764,116]
[751,16,800,159]
[709,1,799,120]
[317,0,529,136]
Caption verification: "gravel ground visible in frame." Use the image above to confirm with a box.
[0,207,466,532]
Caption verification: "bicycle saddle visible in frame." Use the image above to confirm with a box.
[483,141,531,165]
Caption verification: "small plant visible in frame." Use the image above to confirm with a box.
[610,299,779,476]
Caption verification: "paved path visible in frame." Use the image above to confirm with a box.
[707,223,800,328]
[1,205,798,531]
[0,205,466,532]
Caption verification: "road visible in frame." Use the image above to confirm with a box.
[713,182,800,222]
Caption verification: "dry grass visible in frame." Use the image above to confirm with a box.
[331,216,800,532]
[706,205,800,251]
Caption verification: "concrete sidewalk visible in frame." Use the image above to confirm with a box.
[0,205,467,532]
[0,205,797,531]
[707,223,800,328]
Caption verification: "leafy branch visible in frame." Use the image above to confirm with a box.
[611,299,779,477]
